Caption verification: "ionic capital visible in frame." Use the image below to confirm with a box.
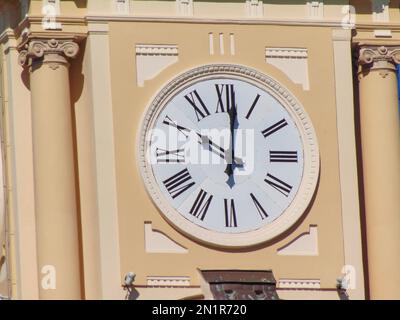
[18,38,79,69]
[358,45,400,77]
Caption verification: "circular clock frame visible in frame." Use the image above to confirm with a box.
[138,64,320,248]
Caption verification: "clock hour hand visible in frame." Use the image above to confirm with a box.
[198,134,226,160]
[197,133,244,166]
[224,103,237,180]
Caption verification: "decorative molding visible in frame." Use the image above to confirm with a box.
[277,225,318,256]
[138,64,320,248]
[245,0,264,18]
[358,45,400,78]
[374,29,392,38]
[144,222,188,254]
[372,1,392,43]
[42,0,62,30]
[208,33,214,55]
[18,38,79,69]
[147,276,190,287]
[135,44,178,87]
[208,33,235,56]
[265,47,310,90]
[332,28,366,299]
[277,279,321,289]
[230,33,235,56]
[42,0,60,14]
[372,0,390,22]
[371,0,391,42]
[85,30,123,299]
[136,44,178,56]
[88,22,110,34]
[219,33,224,55]
[84,15,353,28]
[113,0,130,14]
[176,0,193,17]
[306,1,324,19]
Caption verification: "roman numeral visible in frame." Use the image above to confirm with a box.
[245,94,261,119]
[250,193,268,220]
[162,168,195,199]
[269,151,298,163]
[264,173,293,197]
[224,199,237,228]
[184,90,210,121]
[189,189,213,221]
[261,119,288,138]
[215,84,236,113]
[163,115,191,138]
[156,148,185,163]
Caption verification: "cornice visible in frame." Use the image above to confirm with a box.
[22,15,86,26]
[84,15,353,28]
[19,13,352,28]
[16,14,400,31]
[355,22,400,31]
[354,39,400,46]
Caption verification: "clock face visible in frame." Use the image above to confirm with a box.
[140,65,319,247]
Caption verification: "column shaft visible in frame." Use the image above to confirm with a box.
[19,38,82,299]
[358,45,400,299]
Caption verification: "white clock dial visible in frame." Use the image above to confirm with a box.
[140,65,319,247]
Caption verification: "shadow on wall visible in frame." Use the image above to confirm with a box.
[126,287,140,300]
[0,1,23,35]
[74,0,87,9]
[397,65,400,113]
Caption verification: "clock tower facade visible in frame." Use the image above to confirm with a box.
[0,0,399,300]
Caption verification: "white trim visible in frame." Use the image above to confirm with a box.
[135,44,179,87]
[86,22,123,299]
[229,33,235,56]
[144,222,188,253]
[277,225,318,256]
[113,0,130,14]
[147,276,190,287]
[176,0,193,17]
[332,29,365,300]
[245,0,264,18]
[135,45,178,56]
[265,47,310,91]
[85,15,354,28]
[372,0,390,22]
[219,33,224,55]
[138,64,320,248]
[306,1,324,19]
[278,279,321,289]
[374,29,392,38]
[208,33,214,56]
[2,35,39,299]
